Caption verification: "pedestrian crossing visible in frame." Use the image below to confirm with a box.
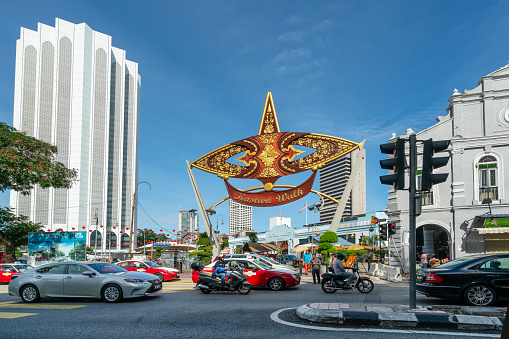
[161,280,197,293]
[0,300,87,319]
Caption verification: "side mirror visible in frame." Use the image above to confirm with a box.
[83,271,95,277]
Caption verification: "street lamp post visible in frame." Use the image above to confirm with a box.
[128,181,151,259]
[94,209,98,258]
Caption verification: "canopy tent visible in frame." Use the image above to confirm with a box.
[290,243,319,253]
[134,243,198,253]
[345,244,365,251]
[242,242,279,253]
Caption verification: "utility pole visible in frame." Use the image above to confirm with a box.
[409,133,417,309]
[128,181,151,260]
[94,209,98,258]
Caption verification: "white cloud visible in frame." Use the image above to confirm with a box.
[277,30,305,42]
[276,62,310,75]
[274,47,310,63]
[313,19,333,31]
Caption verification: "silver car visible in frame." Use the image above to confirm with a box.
[8,262,162,303]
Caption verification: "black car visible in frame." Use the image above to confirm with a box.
[416,253,509,306]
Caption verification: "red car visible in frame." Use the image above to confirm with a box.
[192,258,300,291]
[0,264,33,283]
[116,260,178,281]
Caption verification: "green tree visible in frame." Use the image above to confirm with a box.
[136,229,157,246]
[68,242,86,261]
[220,238,229,250]
[0,122,77,193]
[196,232,212,264]
[319,231,339,264]
[0,122,77,262]
[0,207,42,262]
[248,232,258,243]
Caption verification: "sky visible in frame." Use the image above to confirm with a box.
[1,1,509,235]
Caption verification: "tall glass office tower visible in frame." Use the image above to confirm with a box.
[10,18,140,253]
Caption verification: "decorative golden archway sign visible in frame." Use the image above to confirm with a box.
[190,92,362,207]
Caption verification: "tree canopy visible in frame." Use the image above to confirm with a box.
[0,122,77,194]
[0,207,42,262]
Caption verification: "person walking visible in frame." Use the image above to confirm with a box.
[310,253,322,284]
[302,250,312,275]
[420,251,428,269]
[366,251,373,272]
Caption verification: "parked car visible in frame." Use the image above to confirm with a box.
[193,258,300,291]
[115,260,179,281]
[276,255,299,266]
[416,253,509,306]
[216,253,297,272]
[0,264,33,283]
[8,262,162,303]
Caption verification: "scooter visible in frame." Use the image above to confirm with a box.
[196,264,251,295]
[321,266,374,293]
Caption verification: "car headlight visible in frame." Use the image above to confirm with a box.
[291,274,300,278]
[124,279,148,283]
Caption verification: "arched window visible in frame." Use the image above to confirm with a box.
[478,155,498,201]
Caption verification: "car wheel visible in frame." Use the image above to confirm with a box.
[155,273,165,282]
[267,277,285,291]
[237,282,251,295]
[102,284,123,303]
[357,279,374,293]
[321,280,337,293]
[21,285,41,303]
[464,284,496,306]
[200,288,211,294]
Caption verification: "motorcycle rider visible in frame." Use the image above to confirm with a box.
[212,255,231,287]
[333,252,354,289]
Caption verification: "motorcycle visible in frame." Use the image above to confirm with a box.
[195,263,251,295]
[321,266,374,293]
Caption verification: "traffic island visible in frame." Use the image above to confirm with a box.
[296,303,505,331]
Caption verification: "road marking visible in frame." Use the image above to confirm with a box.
[161,281,196,293]
[0,312,38,319]
[270,308,500,337]
[0,301,87,309]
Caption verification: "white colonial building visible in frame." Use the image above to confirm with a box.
[386,62,509,270]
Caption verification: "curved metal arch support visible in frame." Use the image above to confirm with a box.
[207,186,339,212]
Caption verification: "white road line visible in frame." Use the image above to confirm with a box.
[269,308,500,337]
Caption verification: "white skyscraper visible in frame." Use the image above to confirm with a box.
[10,18,140,253]
[319,148,366,223]
[178,209,199,238]
[229,200,252,235]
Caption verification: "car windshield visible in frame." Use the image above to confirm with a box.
[260,256,279,265]
[144,261,160,268]
[252,260,271,270]
[88,263,127,274]
[433,257,473,269]
[13,264,33,272]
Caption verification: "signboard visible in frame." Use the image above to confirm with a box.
[28,231,86,264]
[483,218,509,228]
[345,255,357,268]
[191,92,362,207]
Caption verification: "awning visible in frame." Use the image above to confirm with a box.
[477,227,509,234]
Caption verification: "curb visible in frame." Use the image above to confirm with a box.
[296,304,505,331]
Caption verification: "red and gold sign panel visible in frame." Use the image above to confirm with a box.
[191,92,362,207]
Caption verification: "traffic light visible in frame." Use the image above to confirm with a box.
[379,224,387,240]
[421,139,450,191]
[380,138,406,190]
[388,223,396,238]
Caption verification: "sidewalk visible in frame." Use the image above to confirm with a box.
[296,302,506,331]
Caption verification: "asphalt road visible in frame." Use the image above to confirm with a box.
[0,277,501,338]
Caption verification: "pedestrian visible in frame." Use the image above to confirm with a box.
[366,251,373,271]
[310,253,322,284]
[420,251,428,269]
[108,257,113,264]
[302,250,312,275]
[429,254,440,268]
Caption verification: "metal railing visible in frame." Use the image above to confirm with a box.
[479,187,498,201]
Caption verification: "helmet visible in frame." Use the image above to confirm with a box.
[336,253,346,260]
[217,255,224,260]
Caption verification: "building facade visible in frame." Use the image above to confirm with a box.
[9,18,140,253]
[270,216,291,230]
[229,200,252,235]
[319,148,366,223]
[178,209,199,239]
[385,62,509,270]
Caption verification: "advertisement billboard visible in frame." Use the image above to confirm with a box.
[28,231,86,264]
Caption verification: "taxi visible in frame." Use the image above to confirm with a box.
[115,260,178,281]
[0,264,33,283]
[192,258,300,291]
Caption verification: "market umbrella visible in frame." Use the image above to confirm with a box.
[346,244,365,251]
[290,243,318,253]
